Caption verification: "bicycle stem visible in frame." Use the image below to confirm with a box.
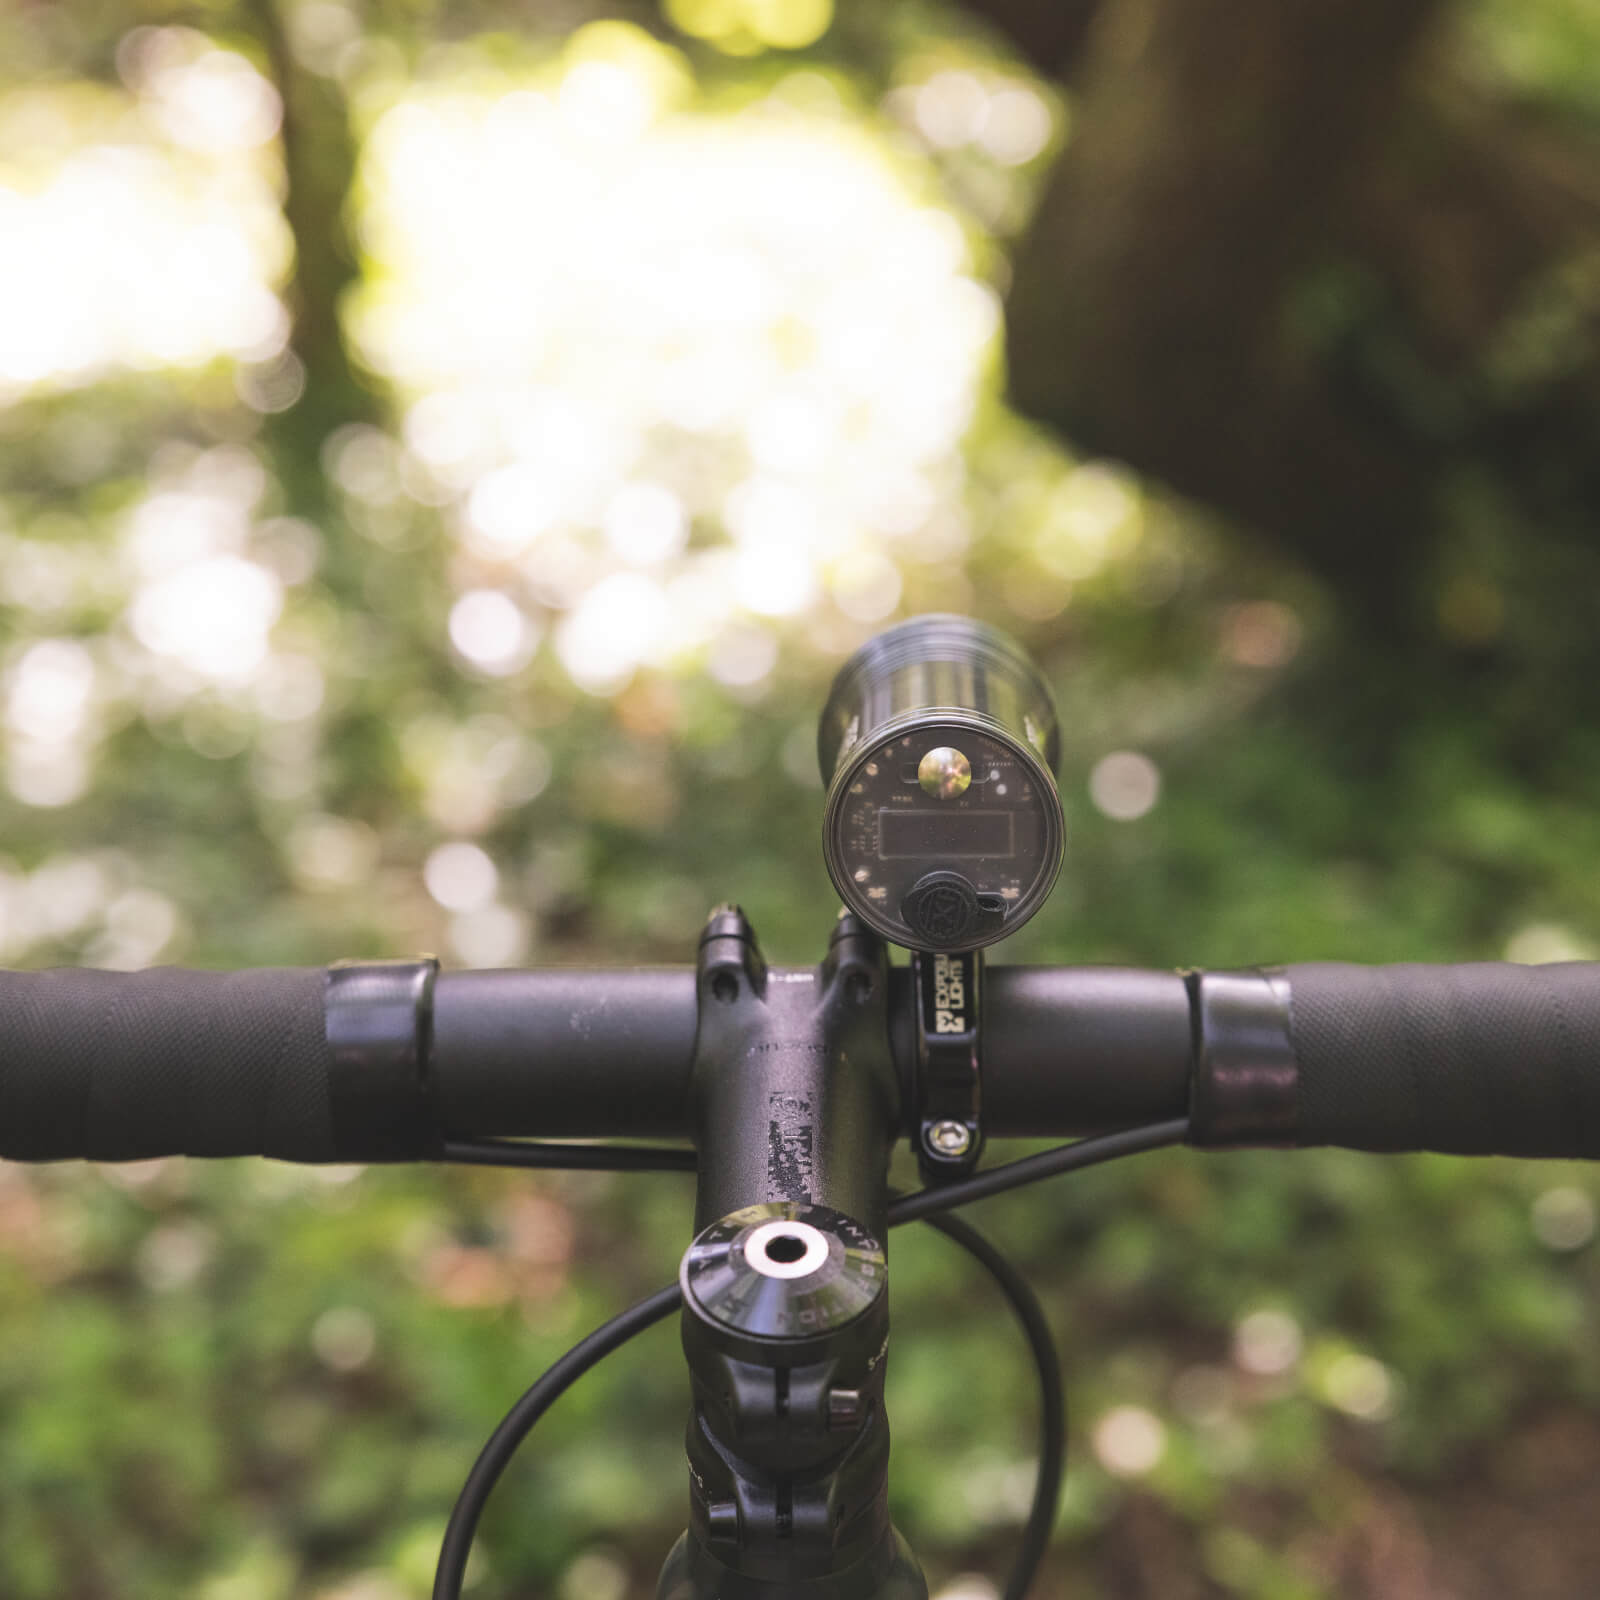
[659,906,926,1600]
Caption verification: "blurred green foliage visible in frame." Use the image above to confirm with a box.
[4,2,1600,1598]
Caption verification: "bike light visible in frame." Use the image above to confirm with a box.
[817,615,1064,952]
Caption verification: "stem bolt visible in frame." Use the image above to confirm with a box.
[925,1120,973,1158]
[827,1388,864,1430]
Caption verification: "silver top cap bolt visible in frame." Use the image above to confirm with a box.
[925,1120,973,1159]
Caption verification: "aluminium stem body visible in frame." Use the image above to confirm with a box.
[666,913,915,1600]
[689,921,900,1234]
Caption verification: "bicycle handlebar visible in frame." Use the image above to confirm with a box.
[0,964,701,1163]
[0,966,333,1163]
[4,957,1600,1165]
[1284,960,1600,1157]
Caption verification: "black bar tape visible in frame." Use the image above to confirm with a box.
[1287,961,1600,1157]
[0,967,336,1162]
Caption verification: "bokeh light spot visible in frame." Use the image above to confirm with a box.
[130,555,283,682]
[1319,1352,1396,1421]
[604,483,689,566]
[1232,1309,1303,1376]
[831,547,902,622]
[311,1306,377,1372]
[449,903,531,967]
[0,86,288,393]
[449,590,539,677]
[6,638,94,742]
[1221,601,1302,669]
[556,573,669,694]
[976,86,1053,166]
[287,815,380,892]
[560,1550,630,1600]
[1088,751,1160,822]
[1532,1186,1596,1250]
[1092,1405,1166,1477]
[668,0,833,52]
[1504,923,1596,964]
[930,1578,999,1600]
[914,72,989,150]
[353,72,994,679]
[708,622,778,688]
[424,841,499,912]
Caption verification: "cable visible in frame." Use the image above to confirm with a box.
[441,1138,697,1172]
[912,1210,1063,1600]
[442,1120,1188,1193]
[887,1119,1191,1225]
[431,1223,1053,1600]
[432,1120,1187,1600]
[431,1283,683,1600]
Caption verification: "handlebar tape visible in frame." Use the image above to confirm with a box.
[1286,961,1600,1157]
[0,963,701,1163]
[0,967,338,1163]
[11,957,1597,1162]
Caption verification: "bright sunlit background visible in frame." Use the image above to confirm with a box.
[5,3,1600,1598]
[0,15,1188,982]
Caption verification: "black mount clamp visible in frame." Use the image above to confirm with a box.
[1186,968,1299,1147]
[324,958,440,1160]
[910,948,984,1184]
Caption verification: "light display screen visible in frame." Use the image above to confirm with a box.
[877,809,1015,859]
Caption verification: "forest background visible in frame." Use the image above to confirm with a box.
[4,0,1600,1595]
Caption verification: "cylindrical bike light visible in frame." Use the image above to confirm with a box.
[817,615,1064,952]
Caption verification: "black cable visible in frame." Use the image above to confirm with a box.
[912,1210,1063,1600]
[887,1119,1191,1225]
[431,1283,683,1600]
[443,1120,1187,1194]
[441,1138,697,1172]
[432,1120,1187,1600]
[430,1224,1053,1600]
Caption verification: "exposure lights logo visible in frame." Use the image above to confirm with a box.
[933,952,967,1034]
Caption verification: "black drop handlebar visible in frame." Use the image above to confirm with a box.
[4,956,1600,1165]
[11,938,1600,1600]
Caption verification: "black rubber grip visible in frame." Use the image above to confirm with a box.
[0,968,336,1162]
[1287,961,1600,1157]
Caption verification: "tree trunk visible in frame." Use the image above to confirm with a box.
[246,0,379,477]
[984,0,1600,629]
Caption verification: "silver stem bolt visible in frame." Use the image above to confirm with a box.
[827,1388,864,1431]
[925,1120,973,1159]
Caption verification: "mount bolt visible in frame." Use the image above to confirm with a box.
[926,1120,973,1158]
